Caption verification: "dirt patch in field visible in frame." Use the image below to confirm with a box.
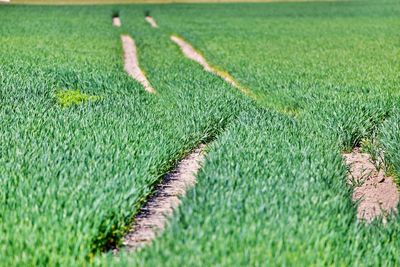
[113,17,121,27]
[116,144,205,252]
[145,16,158,28]
[343,147,399,223]
[171,35,253,96]
[121,35,155,93]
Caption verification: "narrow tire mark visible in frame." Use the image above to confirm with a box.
[121,35,156,94]
[115,144,206,252]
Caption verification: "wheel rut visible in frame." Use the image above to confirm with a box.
[114,144,206,252]
[112,17,121,27]
[145,16,158,28]
[121,35,156,94]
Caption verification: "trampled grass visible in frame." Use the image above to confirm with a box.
[1,0,400,266]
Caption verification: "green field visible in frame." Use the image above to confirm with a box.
[9,0,333,4]
[1,0,400,266]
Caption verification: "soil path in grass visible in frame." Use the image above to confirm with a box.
[145,16,158,28]
[121,35,155,93]
[116,144,206,252]
[113,17,121,27]
[170,35,253,96]
[343,147,399,223]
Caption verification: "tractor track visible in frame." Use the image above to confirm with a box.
[112,17,121,27]
[121,35,156,94]
[171,35,254,97]
[145,16,158,28]
[114,144,206,252]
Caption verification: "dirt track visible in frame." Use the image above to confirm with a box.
[121,35,155,93]
[116,144,205,252]
[171,35,253,96]
[145,16,158,28]
[113,17,121,27]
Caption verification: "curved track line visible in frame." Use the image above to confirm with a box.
[343,148,399,223]
[116,144,206,252]
[145,16,158,28]
[171,35,254,97]
[121,35,156,94]
[113,17,121,27]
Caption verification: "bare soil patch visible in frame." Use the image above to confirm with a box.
[113,17,121,27]
[121,35,155,93]
[343,147,399,223]
[145,16,158,28]
[116,144,206,252]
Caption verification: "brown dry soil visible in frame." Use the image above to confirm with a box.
[115,144,205,252]
[343,148,399,223]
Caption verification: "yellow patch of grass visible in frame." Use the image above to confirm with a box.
[55,89,100,108]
